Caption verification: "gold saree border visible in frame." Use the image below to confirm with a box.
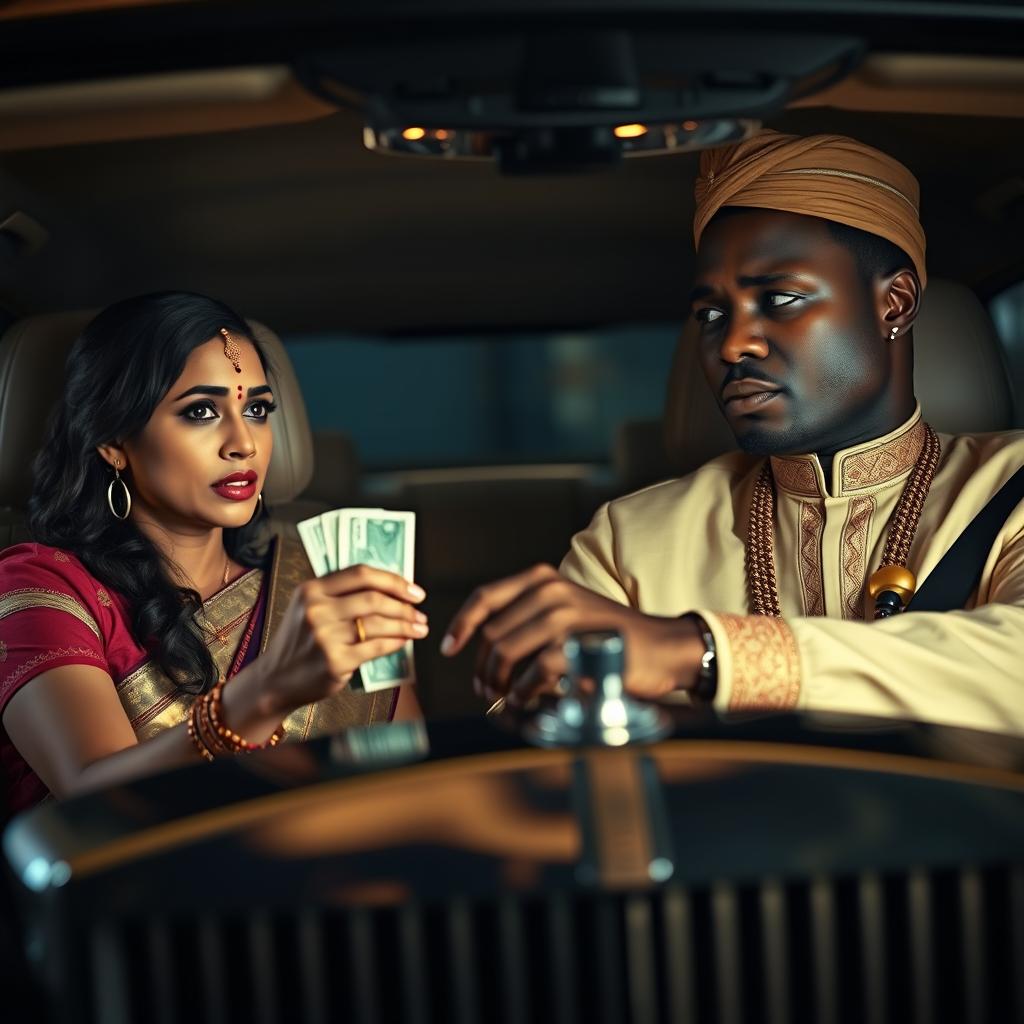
[116,568,265,738]
[0,588,100,638]
[2,646,105,693]
[117,534,394,744]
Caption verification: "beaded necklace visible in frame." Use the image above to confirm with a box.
[746,424,941,620]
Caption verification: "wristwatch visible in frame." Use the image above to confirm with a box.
[693,622,718,702]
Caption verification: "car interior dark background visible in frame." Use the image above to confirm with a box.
[0,2,1023,1022]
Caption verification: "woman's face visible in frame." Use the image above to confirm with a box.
[113,335,275,533]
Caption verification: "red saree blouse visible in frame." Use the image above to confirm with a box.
[0,535,396,818]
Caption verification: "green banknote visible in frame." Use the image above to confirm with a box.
[338,509,417,691]
[296,507,418,691]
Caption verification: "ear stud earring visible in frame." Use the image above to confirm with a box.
[889,326,899,341]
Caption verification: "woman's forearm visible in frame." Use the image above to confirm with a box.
[68,662,282,798]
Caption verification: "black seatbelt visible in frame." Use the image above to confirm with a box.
[907,463,1024,613]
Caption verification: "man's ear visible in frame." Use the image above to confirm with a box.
[96,444,127,471]
[878,268,921,341]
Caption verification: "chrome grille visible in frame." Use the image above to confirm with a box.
[70,864,1023,1024]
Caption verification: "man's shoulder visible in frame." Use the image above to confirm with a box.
[939,427,1024,480]
[604,451,760,521]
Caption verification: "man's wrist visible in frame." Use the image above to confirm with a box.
[691,616,718,702]
[654,613,707,695]
[658,612,717,700]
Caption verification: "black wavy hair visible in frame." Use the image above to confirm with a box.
[28,291,276,694]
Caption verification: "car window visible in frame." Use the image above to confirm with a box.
[284,325,678,469]
[990,280,1024,426]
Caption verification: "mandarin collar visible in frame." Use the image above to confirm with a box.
[770,404,925,499]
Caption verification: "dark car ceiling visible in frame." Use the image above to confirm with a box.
[1,104,1023,335]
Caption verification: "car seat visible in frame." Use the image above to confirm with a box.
[0,311,317,550]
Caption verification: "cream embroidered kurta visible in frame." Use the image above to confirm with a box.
[561,406,1024,734]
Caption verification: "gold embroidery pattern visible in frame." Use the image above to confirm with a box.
[0,589,101,638]
[717,613,801,710]
[131,690,179,731]
[841,496,876,620]
[2,646,104,692]
[840,419,925,492]
[770,457,818,497]
[96,589,113,608]
[798,502,825,617]
[199,608,250,651]
[53,550,71,563]
[0,640,6,662]
[115,570,265,739]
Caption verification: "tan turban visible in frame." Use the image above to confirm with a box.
[693,130,927,288]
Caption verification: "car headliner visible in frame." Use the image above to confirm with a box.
[0,1,1022,334]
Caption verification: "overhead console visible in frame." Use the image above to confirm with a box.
[297,29,863,174]
[0,2,1022,154]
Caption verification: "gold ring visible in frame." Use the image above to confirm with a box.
[354,616,367,643]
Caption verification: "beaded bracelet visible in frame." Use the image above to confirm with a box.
[207,678,283,752]
[188,676,284,761]
[187,700,216,762]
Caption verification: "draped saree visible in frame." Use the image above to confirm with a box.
[0,533,395,815]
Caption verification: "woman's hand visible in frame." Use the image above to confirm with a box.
[441,564,704,708]
[225,565,427,735]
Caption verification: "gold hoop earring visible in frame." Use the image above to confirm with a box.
[107,466,131,520]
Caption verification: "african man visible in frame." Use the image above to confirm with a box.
[442,130,1024,735]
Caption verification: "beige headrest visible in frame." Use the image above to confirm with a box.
[302,430,360,507]
[664,278,1014,475]
[0,311,313,509]
[912,279,1013,435]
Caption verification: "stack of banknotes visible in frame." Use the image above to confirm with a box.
[297,508,417,692]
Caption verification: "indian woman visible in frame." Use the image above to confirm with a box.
[0,291,426,817]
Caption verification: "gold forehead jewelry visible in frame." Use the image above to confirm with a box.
[219,328,243,374]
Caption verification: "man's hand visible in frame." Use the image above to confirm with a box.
[441,564,706,707]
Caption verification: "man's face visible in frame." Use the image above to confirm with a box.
[117,336,274,533]
[690,208,891,456]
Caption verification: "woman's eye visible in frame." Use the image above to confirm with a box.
[246,400,277,420]
[767,293,803,308]
[182,403,217,422]
[696,308,725,324]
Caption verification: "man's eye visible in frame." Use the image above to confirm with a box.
[696,308,725,324]
[767,293,802,308]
